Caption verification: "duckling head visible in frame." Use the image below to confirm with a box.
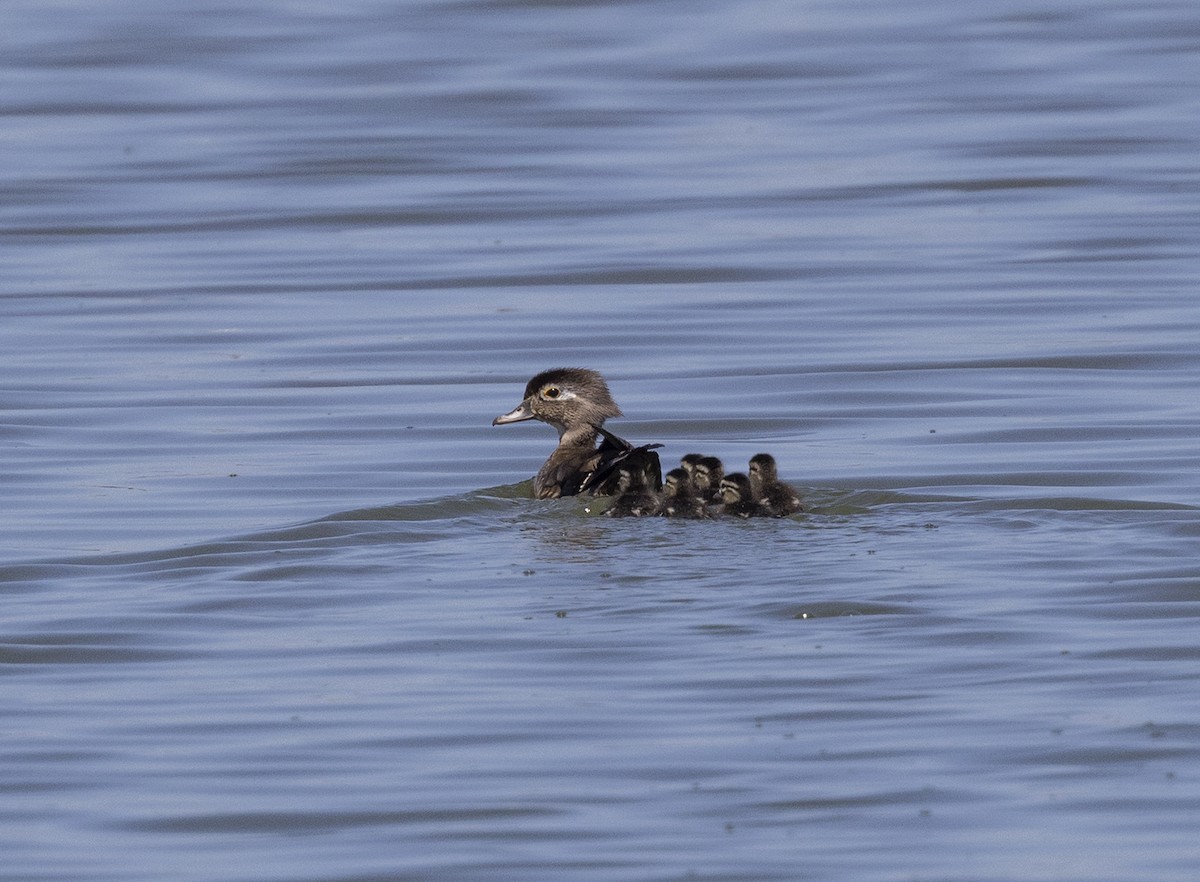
[691,456,724,498]
[663,467,690,498]
[613,465,635,494]
[748,452,778,495]
[493,368,622,442]
[719,472,753,505]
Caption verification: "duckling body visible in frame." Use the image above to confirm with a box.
[605,464,662,517]
[493,368,662,499]
[660,467,710,519]
[719,472,766,518]
[748,453,803,517]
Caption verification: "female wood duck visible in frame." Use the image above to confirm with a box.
[747,453,804,517]
[719,472,766,518]
[660,467,710,519]
[493,368,662,499]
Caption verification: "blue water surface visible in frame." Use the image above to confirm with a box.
[3,1,1200,880]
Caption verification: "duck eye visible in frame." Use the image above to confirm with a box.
[543,386,560,399]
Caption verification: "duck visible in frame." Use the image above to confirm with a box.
[690,455,725,504]
[748,452,804,517]
[660,467,710,519]
[605,462,662,518]
[493,367,662,499]
[719,472,766,518]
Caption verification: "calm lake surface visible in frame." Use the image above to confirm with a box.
[4,0,1200,879]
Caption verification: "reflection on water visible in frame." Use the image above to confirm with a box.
[4,0,1200,880]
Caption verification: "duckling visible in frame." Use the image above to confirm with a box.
[690,455,725,504]
[719,472,765,518]
[493,368,662,499]
[748,453,804,517]
[605,462,662,518]
[679,453,705,476]
[660,467,710,519]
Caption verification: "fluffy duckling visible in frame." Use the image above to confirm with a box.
[747,453,804,517]
[679,453,705,476]
[605,463,662,518]
[493,368,662,499]
[660,467,710,519]
[690,455,725,504]
[719,472,765,518]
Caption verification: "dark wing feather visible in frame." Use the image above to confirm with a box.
[578,427,664,495]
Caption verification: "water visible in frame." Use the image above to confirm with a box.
[3,0,1200,879]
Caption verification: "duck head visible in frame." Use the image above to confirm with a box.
[663,467,690,498]
[719,472,753,505]
[748,452,778,496]
[493,368,622,443]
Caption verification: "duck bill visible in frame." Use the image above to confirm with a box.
[492,399,535,425]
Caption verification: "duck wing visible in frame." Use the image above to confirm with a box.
[533,444,606,499]
[578,427,664,495]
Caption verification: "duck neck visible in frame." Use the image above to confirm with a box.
[559,423,600,448]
